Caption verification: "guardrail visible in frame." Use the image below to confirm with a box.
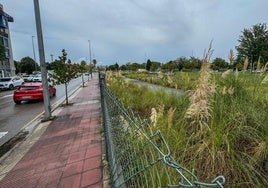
[99,73,225,187]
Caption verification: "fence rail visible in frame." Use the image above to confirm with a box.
[99,74,225,188]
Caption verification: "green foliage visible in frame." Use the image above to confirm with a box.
[236,23,268,65]
[18,56,39,74]
[78,60,87,87]
[121,62,145,71]
[211,57,228,70]
[184,56,202,70]
[107,62,119,71]
[50,49,77,85]
[79,60,87,73]
[145,59,152,71]
[92,59,97,66]
[150,61,161,71]
[107,70,268,187]
[174,56,187,71]
[161,61,177,71]
[50,49,78,105]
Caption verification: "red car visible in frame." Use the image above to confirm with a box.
[13,82,56,104]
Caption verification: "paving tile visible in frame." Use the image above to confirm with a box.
[62,160,84,178]
[36,168,63,187]
[59,174,81,188]
[81,168,102,187]
[83,156,101,172]
[85,145,101,159]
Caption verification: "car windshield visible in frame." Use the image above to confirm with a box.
[0,78,11,82]
[19,86,39,90]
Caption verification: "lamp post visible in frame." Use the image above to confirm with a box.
[32,36,37,72]
[50,54,54,62]
[33,0,52,120]
[88,40,92,78]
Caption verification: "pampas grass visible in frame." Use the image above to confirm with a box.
[185,44,215,132]
[243,57,249,72]
[106,49,268,187]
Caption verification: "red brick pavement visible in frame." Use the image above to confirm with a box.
[0,75,105,188]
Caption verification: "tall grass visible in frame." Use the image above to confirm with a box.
[185,46,215,134]
[105,56,268,186]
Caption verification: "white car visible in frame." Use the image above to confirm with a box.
[23,75,35,82]
[32,74,42,82]
[0,77,24,90]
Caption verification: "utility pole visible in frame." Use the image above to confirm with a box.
[33,0,52,120]
[88,40,92,78]
[32,36,37,72]
[50,54,54,62]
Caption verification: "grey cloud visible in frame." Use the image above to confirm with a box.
[2,0,267,65]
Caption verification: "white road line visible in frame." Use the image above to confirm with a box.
[0,94,13,99]
[0,132,8,139]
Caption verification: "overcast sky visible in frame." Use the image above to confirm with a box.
[1,0,267,66]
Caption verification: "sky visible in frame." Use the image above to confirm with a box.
[1,0,267,66]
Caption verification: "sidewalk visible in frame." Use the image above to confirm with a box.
[0,74,108,187]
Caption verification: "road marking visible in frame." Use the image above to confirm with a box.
[0,132,8,139]
[0,94,13,100]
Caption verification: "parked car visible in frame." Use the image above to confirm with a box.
[0,77,24,90]
[23,75,35,82]
[32,74,42,82]
[13,82,56,104]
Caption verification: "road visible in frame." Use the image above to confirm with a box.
[0,76,88,147]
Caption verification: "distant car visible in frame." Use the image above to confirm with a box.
[13,82,56,104]
[32,74,42,82]
[0,77,24,90]
[23,75,34,82]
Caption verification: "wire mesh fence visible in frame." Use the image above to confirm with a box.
[99,74,225,188]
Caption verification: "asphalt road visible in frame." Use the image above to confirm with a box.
[0,76,88,147]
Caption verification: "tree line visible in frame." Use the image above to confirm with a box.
[107,23,268,72]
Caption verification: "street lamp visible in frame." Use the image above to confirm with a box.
[88,40,92,78]
[50,54,54,62]
[33,0,52,120]
[88,40,92,65]
[32,36,37,72]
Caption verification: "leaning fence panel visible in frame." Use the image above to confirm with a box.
[99,74,225,188]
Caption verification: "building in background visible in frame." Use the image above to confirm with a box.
[0,4,15,77]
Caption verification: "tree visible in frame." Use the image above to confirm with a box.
[211,57,228,71]
[128,62,143,71]
[50,49,77,105]
[184,56,202,70]
[89,59,97,78]
[79,60,87,87]
[14,60,20,74]
[236,23,268,66]
[92,59,97,66]
[145,59,152,71]
[150,61,161,71]
[120,64,127,71]
[115,62,119,71]
[174,56,187,71]
[19,56,39,74]
[161,61,177,71]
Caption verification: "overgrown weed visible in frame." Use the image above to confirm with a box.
[105,54,268,186]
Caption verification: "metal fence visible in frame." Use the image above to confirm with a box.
[99,74,225,188]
